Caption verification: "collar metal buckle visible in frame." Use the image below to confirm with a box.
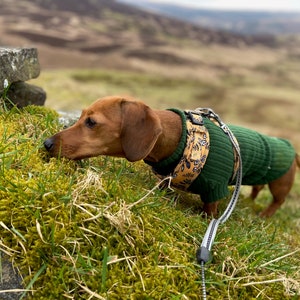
[185,110,204,125]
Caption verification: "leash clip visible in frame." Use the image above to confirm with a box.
[185,110,204,125]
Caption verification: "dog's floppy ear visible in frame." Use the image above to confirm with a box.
[120,100,162,162]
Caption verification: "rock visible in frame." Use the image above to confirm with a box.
[5,81,46,108]
[0,47,46,108]
[0,253,23,300]
[58,111,80,128]
[0,48,40,92]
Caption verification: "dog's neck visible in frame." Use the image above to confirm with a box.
[145,110,182,163]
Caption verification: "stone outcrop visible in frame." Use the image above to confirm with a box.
[6,82,46,108]
[0,47,46,108]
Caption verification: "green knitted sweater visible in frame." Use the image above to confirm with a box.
[145,109,296,203]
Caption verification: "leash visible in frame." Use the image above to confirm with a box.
[192,108,243,299]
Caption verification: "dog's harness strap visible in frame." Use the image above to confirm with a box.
[152,111,210,190]
[171,113,210,190]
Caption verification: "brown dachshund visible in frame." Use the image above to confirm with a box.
[44,96,300,217]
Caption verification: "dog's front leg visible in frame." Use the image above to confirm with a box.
[202,201,219,218]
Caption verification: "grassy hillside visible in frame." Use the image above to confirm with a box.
[0,97,299,299]
[31,51,300,148]
[1,0,300,298]
[119,0,300,35]
[1,0,275,71]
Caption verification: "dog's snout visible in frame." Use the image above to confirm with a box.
[44,137,54,152]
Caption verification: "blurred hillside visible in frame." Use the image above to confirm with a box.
[119,0,300,35]
[0,0,284,70]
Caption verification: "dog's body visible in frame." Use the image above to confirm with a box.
[44,96,300,217]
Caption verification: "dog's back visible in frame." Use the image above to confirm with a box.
[230,124,296,185]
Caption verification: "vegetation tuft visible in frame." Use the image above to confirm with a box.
[0,101,299,299]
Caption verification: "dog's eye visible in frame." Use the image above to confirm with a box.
[85,117,97,129]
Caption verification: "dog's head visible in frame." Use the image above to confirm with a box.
[44,96,162,161]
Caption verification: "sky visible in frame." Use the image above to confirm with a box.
[146,0,300,12]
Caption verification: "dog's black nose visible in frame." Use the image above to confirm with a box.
[44,137,54,152]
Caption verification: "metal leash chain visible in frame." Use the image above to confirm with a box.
[194,108,243,299]
[200,261,207,299]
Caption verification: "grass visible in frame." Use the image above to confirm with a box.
[0,102,299,299]
[29,68,225,113]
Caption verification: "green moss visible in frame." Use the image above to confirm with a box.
[0,106,299,299]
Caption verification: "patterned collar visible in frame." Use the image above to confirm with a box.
[145,109,210,191]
